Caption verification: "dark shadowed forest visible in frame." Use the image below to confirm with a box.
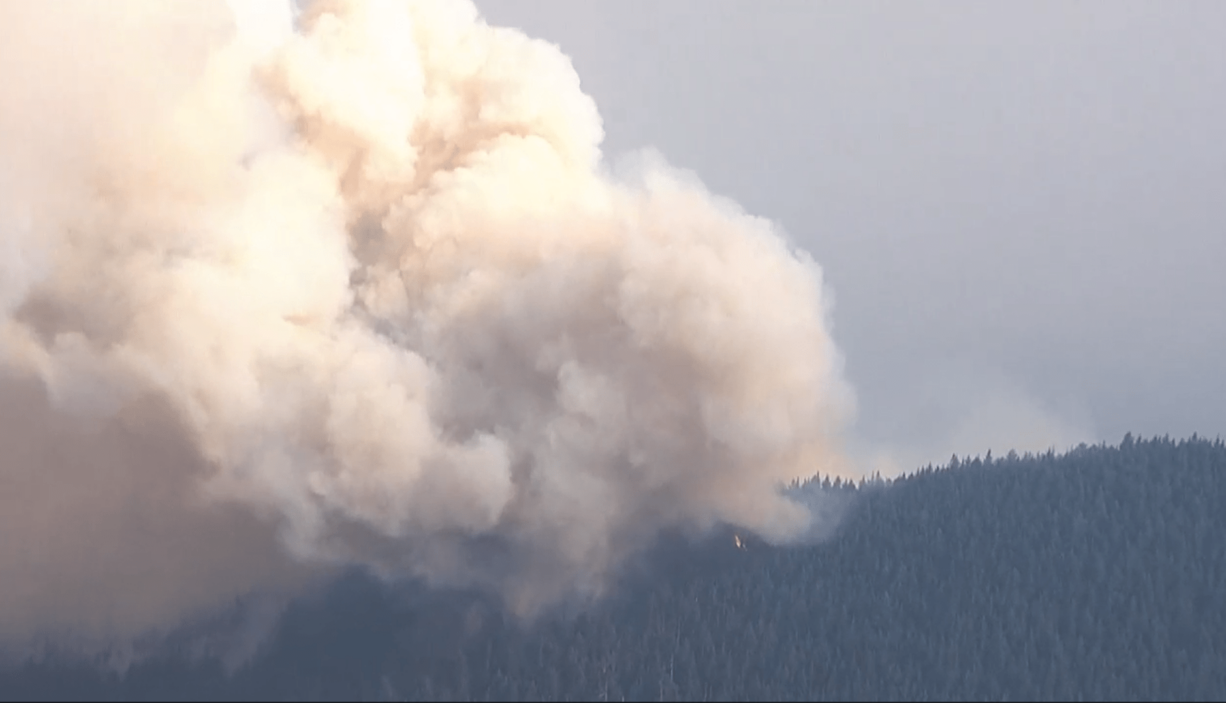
[4,434,1225,701]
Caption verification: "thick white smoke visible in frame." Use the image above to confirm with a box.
[0,0,854,653]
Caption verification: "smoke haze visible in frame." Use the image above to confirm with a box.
[0,0,854,656]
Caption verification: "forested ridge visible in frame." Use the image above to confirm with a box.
[5,434,1225,701]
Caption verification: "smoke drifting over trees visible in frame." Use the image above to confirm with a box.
[0,0,854,655]
[5,436,1225,700]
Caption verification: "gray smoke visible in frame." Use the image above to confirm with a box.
[0,0,856,656]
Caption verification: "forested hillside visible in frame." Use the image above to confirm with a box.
[5,434,1225,701]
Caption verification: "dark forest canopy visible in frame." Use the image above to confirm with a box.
[5,434,1226,701]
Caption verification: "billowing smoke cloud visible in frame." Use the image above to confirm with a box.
[0,0,854,655]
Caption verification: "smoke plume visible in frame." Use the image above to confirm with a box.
[0,0,854,655]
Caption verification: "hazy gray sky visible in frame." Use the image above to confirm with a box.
[476,0,1226,472]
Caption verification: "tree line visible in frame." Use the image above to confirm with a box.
[5,434,1225,701]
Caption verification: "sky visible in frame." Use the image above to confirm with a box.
[0,0,1220,659]
[476,0,1226,473]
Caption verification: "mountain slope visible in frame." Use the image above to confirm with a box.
[5,434,1225,701]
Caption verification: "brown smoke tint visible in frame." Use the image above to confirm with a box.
[0,0,854,653]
